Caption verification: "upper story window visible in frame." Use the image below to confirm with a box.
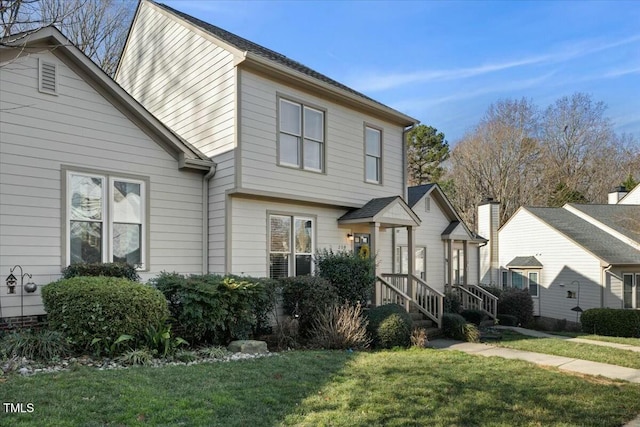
[278,98,324,172]
[67,171,146,268]
[365,125,382,183]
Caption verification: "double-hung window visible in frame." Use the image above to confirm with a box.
[269,214,314,279]
[623,273,640,309]
[67,171,145,268]
[365,125,382,183]
[279,98,324,172]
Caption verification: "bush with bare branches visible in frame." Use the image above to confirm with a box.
[308,303,371,350]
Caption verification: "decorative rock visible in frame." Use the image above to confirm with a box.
[19,367,30,376]
[227,340,268,354]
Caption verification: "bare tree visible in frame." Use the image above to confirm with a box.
[1,0,134,75]
[445,98,541,227]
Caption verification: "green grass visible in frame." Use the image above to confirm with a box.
[549,331,640,346]
[1,350,640,426]
[496,331,640,369]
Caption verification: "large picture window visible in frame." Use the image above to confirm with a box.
[395,246,426,280]
[68,171,145,268]
[269,214,314,279]
[365,125,382,183]
[279,98,324,172]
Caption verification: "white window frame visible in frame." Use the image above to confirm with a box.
[66,171,146,269]
[364,124,382,184]
[508,269,541,297]
[623,273,639,309]
[395,245,427,279]
[268,214,315,278]
[278,98,325,172]
[528,271,539,298]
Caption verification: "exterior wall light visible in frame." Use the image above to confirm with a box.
[347,233,354,241]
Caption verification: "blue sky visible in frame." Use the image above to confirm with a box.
[163,0,640,144]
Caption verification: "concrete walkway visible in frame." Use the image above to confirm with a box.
[494,326,640,353]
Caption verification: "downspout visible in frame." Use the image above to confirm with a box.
[402,125,415,201]
[601,264,613,308]
[202,164,217,274]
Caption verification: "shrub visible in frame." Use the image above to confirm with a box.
[61,262,140,281]
[497,314,519,326]
[581,309,640,338]
[142,322,188,357]
[119,348,153,366]
[411,328,428,348]
[280,275,338,336]
[0,329,69,361]
[308,303,370,350]
[366,304,412,349]
[444,291,462,314]
[462,323,481,343]
[442,313,468,340]
[151,273,271,345]
[460,309,487,326]
[480,285,503,299]
[497,288,534,326]
[42,276,168,350]
[315,248,375,305]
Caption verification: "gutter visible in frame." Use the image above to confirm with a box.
[202,164,218,274]
[601,264,613,308]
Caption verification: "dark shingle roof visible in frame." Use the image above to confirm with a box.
[568,204,640,244]
[338,196,400,221]
[441,221,460,236]
[506,256,543,268]
[407,184,435,207]
[152,1,413,121]
[527,207,640,265]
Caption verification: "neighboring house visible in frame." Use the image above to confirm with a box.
[0,27,214,326]
[479,188,640,325]
[615,185,640,205]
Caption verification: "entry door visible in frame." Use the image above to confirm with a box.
[354,233,371,258]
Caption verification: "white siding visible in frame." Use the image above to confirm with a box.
[229,198,350,277]
[239,70,405,206]
[499,209,602,321]
[395,196,453,293]
[116,1,236,157]
[619,186,640,205]
[0,51,204,317]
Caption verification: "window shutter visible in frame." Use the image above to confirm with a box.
[39,59,57,94]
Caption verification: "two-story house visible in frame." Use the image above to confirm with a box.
[0,1,493,328]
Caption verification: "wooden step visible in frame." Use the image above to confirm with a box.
[412,319,434,329]
[409,312,424,321]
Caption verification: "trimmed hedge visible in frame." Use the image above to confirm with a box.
[315,248,375,305]
[151,273,273,345]
[42,277,168,349]
[442,313,467,340]
[366,304,412,349]
[444,291,462,314]
[281,276,338,336]
[497,288,534,326]
[460,309,487,326]
[497,314,519,327]
[581,308,640,338]
[61,262,140,282]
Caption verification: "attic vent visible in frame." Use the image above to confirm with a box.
[38,59,57,95]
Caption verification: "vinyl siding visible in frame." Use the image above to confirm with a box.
[239,69,405,206]
[395,196,454,293]
[0,50,204,317]
[116,1,236,157]
[208,150,235,274]
[619,186,640,204]
[229,198,350,277]
[499,209,602,321]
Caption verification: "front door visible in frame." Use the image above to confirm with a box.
[354,233,371,258]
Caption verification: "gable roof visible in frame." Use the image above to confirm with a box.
[618,184,640,204]
[408,184,436,207]
[566,204,640,245]
[338,196,420,227]
[506,256,543,269]
[526,207,640,265]
[2,26,214,171]
[145,1,417,126]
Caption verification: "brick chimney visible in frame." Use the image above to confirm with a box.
[477,197,500,286]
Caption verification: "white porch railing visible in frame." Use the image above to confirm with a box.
[453,284,498,320]
[379,273,444,329]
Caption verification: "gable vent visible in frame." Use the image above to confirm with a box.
[38,59,57,95]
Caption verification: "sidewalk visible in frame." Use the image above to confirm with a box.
[494,326,640,353]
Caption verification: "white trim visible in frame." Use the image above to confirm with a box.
[38,58,58,95]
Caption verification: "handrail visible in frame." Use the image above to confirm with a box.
[380,273,408,295]
[453,285,482,311]
[376,275,411,312]
[411,274,444,328]
[465,284,498,319]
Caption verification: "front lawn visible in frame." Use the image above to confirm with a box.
[1,349,640,426]
[550,332,640,346]
[495,330,640,369]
